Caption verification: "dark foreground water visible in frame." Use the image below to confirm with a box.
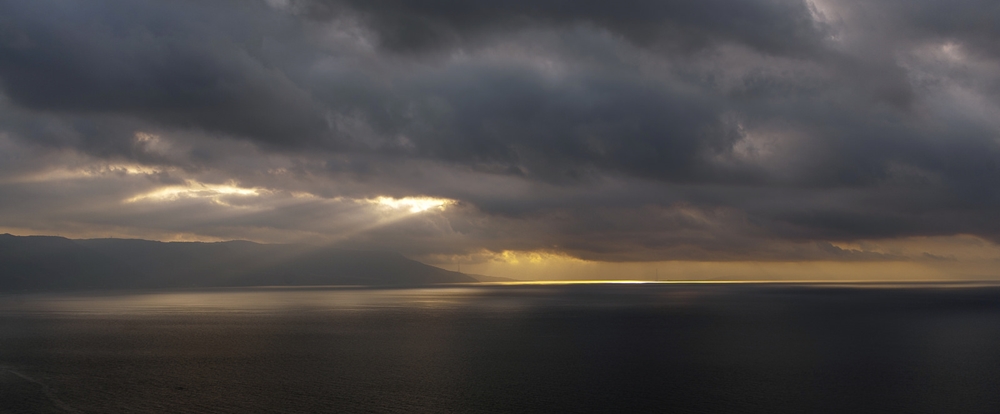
[2,283,1000,413]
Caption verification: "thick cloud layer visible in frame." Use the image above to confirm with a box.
[301,0,829,55]
[1,0,1000,266]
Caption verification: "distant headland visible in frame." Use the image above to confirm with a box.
[0,234,496,292]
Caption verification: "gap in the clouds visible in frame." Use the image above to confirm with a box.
[125,180,265,204]
[370,196,454,213]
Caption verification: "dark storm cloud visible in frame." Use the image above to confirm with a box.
[391,66,741,183]
[0,0,333,147]
[297,0,829,55]
[845,0,1000,57]
[1,0,1000,262]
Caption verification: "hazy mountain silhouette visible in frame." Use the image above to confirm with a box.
[0,234,476,291]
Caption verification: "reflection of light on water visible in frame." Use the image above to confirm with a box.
[4,281,999,315]
[0,287,486,315]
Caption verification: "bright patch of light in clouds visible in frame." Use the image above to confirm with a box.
[124,180,453,216]
[492,250,583,265]
[11,163,167,183]
[126,180,263,204]
[369,196,455,213]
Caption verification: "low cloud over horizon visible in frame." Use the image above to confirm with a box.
[2,0,1000,279]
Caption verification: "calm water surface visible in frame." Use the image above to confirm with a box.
[2,283,1000,413]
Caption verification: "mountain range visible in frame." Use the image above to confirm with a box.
[0,234,483,292]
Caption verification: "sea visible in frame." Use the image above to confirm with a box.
[2,282,1000,413]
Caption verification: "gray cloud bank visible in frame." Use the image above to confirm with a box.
[1,0,999,263]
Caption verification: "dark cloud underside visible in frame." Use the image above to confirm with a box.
[1,0,999,262]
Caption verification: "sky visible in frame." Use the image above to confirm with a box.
[1,0,1000,280]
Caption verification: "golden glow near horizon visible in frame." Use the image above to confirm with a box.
[438,244,1000,282]
[7,150,998,282]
